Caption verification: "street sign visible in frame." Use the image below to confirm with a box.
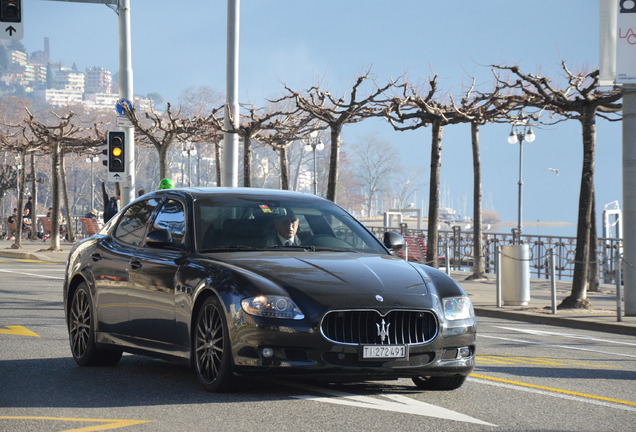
[116,116,133,127]
[108,172,124,183]
[0,0,23,40]
[115,99,133,116]
[0,20,21,40]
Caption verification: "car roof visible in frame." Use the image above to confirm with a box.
[140,187,329,202]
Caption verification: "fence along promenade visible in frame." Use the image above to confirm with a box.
[367,224,623,285]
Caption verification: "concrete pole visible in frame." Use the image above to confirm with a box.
[622,85,636,316]
[223,0,240,187]
[118,0,135,206]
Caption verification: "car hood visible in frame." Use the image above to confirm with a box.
[207,252,434,310]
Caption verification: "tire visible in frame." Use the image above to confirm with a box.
[68,282,122,366]
[193,296,234,392]
[412,375,467,391]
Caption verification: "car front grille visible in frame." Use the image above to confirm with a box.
[320,310,438,345]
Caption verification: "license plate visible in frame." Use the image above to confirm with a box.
[362,345,407,359]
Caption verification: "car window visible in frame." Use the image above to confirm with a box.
[194,196,386,254]
[152,199,186,247]
[114,198,160,246]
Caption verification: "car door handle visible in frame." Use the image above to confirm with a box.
[130,260,142,270]
[90,253,102,262]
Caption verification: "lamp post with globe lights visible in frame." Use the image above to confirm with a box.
[303,131,324,195]
[182,142,197,187]
[507,117,536,236]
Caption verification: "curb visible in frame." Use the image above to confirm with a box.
[474,307,636,336]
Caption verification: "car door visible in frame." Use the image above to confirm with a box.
[128,198,187,346]
[92,198,160,337]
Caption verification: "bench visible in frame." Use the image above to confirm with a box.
[81,217,102,236]
[398,236,427,262]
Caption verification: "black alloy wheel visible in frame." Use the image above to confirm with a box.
[68,282,122,366]
[194,296,233,392]
[412,375,467,391]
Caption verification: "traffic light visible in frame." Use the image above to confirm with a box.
[0,0,21,23]
[107,131,126,173]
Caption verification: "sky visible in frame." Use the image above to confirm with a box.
[21,0,622,235]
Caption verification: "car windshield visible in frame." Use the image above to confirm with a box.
[194,195,387,254]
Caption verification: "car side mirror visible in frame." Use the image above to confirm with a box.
[383,231,405,251]
[146,229,174,249]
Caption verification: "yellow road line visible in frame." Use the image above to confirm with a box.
[0,416,151,432]
[470,373,636,407]
[476,355,618,368]
[0,325,40,337]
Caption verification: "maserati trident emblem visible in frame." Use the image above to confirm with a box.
[376,319,390,343]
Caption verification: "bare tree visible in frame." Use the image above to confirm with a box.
[494,63,622,308]
[24,108,97,251]
[126,102,213,181]
[350,135,398,217]
[385,75,466,267]
[284,72,398,202]
[447,80,514,279]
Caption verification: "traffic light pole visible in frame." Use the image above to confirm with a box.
[117,0,135,206]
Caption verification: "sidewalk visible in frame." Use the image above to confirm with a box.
[1,239,635,336]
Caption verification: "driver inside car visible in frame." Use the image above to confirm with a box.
[262,212,301,246]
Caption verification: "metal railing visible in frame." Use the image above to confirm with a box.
[367,225,623,284]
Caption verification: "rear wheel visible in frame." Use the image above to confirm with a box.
[412,375,467,390]
[193,296,233,392]
[68,282,122,366]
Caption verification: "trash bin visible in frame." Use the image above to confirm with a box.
[501,244,530,306]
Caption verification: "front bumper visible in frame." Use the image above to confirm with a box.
[230,315,476,379]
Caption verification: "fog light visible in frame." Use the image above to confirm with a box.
[261,347,274,358]
[456,347,471,359]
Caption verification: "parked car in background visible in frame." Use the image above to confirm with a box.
[63,188,476,392]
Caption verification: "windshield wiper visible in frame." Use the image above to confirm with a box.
[199,245,259,252]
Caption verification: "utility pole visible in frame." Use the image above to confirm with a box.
[117,0,135,206]
[223,0,240,187]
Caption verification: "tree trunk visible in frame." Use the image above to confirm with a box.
[279,146,289,190]
[60,152,75,243]
[158,144,169,181]
[425,120,443,268]
[243,136,252,187]
[326,125,342,203]
[12,150,26,250]
[49,141,61,251]
[588,191,600,292]
[467,122,486,280]
[215,139,222,186]
[560,107,596,309]
[30,153,37,240]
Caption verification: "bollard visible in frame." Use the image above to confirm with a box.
[445,243,450,275]
[550,249,557,315]
[616,250,623,322]
[496,246,502,308]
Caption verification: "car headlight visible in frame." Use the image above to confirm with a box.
[443,296,474,321]
[241,296,305,320]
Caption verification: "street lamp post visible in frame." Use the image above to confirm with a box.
[86,155,100,209]
[507,117,536,236]
[303,131,324,195]
[182,142,197,187]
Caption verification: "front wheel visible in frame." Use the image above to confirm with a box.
[412,375,467,391]
[193,296,234,392]
[68,282,122,366]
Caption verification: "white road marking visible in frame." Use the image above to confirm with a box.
[493,325,636,346]
[479,334,636,359]
[284,381,496,426]
[0,268,64,280]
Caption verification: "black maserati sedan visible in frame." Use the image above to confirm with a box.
[63,188,476,392]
